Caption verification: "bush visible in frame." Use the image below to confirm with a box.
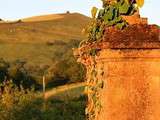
[0,58,9,83]
[0,80,41,120]
[0,59,39,89]
[8,60,38,89]
[0,81,86,120]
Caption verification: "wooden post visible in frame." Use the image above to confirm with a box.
[43,76,46,96]
[43,76,46,110]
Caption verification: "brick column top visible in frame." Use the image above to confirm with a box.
[78,24,160,51]
[74,23,160,66]
[102,24,160,49]
[76,25,159,54]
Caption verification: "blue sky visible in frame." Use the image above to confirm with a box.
[0,0,159,25]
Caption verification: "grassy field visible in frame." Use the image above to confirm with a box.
[0,43,64,65]
[0,13,90,43]
[0,13,90,64]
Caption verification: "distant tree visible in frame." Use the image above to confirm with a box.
[8,60,37,89]
[17,19,22,23]
[0,58,9,83]
[47,39,85,87]
[66,11,70,14]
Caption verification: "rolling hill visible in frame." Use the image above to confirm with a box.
[0,13,89,85]
[0,14,87,120]
[0,13,90,43]
[0,13,90,64]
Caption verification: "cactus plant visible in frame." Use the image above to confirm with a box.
[83,0,141,43]
[91,7,98,18]
[136,0,144,7]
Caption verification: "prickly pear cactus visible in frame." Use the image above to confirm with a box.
[81,0,141,45]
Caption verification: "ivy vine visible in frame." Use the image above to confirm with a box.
[77,0,144,120]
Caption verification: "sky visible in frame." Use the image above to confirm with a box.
[0,0,159,25]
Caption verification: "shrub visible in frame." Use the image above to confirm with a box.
[0,80,41,120]
[0,81,86,120]
[0,58,9,83]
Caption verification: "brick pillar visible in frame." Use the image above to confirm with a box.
[96,49,160,120]
[75,24,160,120]
[96,25,160,120]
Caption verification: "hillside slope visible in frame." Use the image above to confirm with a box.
[0,13,90,43]
[0,13,88,85]
[22,13,65,22]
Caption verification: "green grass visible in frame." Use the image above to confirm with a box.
[44,95,86,120]
[43,84,86,120]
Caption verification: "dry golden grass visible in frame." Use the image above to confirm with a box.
[0,13,90,43]
[22,13,65,22]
